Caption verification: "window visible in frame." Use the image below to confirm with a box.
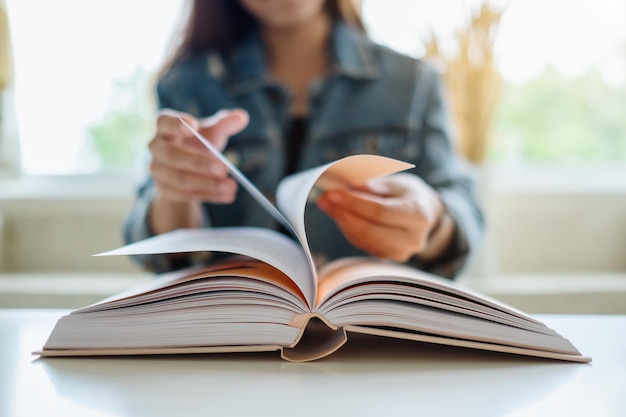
[7,0,183,175]
[8,0,626,175]
[491,0,626,165]
[362,0,626,167]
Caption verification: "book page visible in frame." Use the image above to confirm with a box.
[277,155,414,244]
[80,258,309,313]
[315,258,538,324]
[130,120,412,308]
[314,258,582,356]
[276,155,414,301]
[96,227,316,308]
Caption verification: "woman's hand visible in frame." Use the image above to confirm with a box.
[147,109,249,235]
[149,109,249,204]
[317,173,455,263]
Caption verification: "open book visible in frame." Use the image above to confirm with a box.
[37,120,590,363]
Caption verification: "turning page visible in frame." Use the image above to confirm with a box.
[277,156,415,263]
[177,119,414,303]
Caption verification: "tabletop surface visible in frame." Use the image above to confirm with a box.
[0,309,624,417]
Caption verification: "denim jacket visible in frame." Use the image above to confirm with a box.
[123,22,484,279]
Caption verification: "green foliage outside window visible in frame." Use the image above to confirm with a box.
[84,65,626,171]
[87,68,155,171]
[491,66,626,164]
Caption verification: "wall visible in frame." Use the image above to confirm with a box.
[1,179,625,313]
[0,176,140,273]
[0,196,138,273]
[487,191,626,274]
[1,188,625,275]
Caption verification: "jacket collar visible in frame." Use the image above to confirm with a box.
[330,21,380,80]
[225,21,381,97]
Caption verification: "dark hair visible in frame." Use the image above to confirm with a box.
[161,0,365,74]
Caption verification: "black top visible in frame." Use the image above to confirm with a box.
[284,117,308,176]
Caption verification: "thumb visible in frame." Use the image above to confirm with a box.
[357,177,398,197]
[199,109,249,151]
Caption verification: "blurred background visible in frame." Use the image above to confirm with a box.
[0,0,625,312]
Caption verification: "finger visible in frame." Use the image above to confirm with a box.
[149,137,229,178]
[319,198,402,240]
[155,109,248,152]
[151,162,238,203]
[319,201,417,260]
[156,177,237,204]
[156,181,237,204]
[357,173,431,198]
[156,110,199,138]
[354,179,398,197]
[197,109,250,151]
[318,190,412,228]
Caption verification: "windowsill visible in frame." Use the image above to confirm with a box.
[485,163,626,194]
[463,272,626,294]
[1,165,625,202]
[0,174,138,201]
[459,273,626,315]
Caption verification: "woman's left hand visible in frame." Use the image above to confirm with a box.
[317,173,454,263]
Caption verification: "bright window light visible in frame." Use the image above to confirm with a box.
[362,0,626,165]
[7,0,626,175]
[8,0,183,175]
[362,0,625,85]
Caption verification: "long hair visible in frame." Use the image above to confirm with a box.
[161,0,365,74]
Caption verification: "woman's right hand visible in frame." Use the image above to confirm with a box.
[147,109,249,234]
[149,109,249,204]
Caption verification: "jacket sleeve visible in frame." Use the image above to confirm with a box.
[409,64,485,278]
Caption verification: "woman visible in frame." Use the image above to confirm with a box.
[124,0,483,279]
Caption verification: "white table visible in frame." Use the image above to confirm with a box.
[1,309,624,417]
